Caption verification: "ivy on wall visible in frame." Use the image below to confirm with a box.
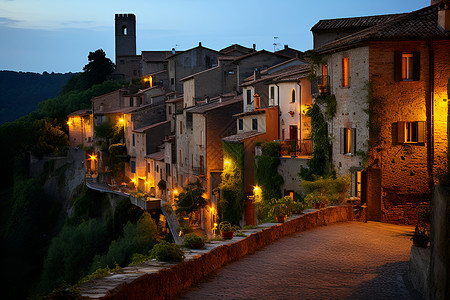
[255,141,284,201]
[299,104,334,180]
[219,141,245,225]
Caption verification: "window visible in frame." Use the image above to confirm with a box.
[166,163,170,176]
[171,78,174,85]
[394,51,420,81]
[147,163,150,173]
[122,25,127,36]
[342,57,349,87]
[179,150,182,166]
[291,89,295,103]
[252,118,258,131]
[270,86,275,99]
[129,97,133,107]
[131,161,136,173]
[397,121,425,143]
[156,165,159,172]
[356,171,362,198]
[168,106,172,115]
[179,121,182,134]
[186,112,193,129]
[132,133,135,146]
[340,127,356,155]
[238,119,243,130]
[246,89,252,105]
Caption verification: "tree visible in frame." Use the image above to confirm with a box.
[83,49,115,87]
[175,179,207,215]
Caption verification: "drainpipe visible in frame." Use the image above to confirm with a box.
[426,40,435,192]
[297,81,302,143]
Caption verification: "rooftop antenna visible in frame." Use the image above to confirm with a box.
[273,36,280,52]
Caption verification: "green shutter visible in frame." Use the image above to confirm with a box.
[340,128,345,154]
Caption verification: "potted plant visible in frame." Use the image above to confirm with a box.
[305,190,328,209]
[411,225,429,248]
[219,221,234,239]
[183,233,205,249]
[270,196,294,223]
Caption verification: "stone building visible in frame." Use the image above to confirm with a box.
[67,108,93,148]
[312,2,450,224]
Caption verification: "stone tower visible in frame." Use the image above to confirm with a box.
[115,14,136,64]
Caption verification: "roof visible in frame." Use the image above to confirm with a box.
[145,151,165,161]
[316,4,450,54]
[68,108,92,117]
[311,13,406,31]
[231,50,291,63]
[219,44,254,55]
[241,64,311,87]
[222,131,264,143]
[165,43,220,60]
[233,109,266,118]
[180,66,220,82]
[141,51,177,62]
[133,120,170,133]
[186,94,242,114]
[166,96,183,103]
[99,102,162,115]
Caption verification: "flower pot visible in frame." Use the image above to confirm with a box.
[314,203,325,209]
[276,215,286,223]
[220,231,234,239]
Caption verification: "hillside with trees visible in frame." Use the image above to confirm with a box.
[0,71,74,124]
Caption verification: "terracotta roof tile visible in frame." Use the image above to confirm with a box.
[316,4,450,54]
[311,13,406,31]
[222,131,264,143]
[133,120,170,133]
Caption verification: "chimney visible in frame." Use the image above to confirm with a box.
[438,1,450,31]
[205,96,209,103]
[219,95,223,103]
[284,44,288,49]
[172,48,175,54]
[253,43,256,52]
[254,69,261,80]
[199,42,202,47]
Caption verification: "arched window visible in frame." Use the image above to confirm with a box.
[291,89,295,103]
[122,25,128,35]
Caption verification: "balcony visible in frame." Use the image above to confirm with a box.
[311,75,330,96]
[192,166,205,176]
[279,139,313,157]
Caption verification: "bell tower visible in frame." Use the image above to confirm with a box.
[115,14,136,64]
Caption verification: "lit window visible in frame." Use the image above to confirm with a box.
[395,51,420,81]
[356,171,362,198]
[340,127,356,155]
[397,121,425,143]
[402,53,413,80]
[342,57,349,87]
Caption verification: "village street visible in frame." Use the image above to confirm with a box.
[179,222,423,300]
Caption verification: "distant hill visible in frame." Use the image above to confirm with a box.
[0,71,75,124]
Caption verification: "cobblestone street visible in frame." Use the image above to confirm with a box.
[179,221,423,300]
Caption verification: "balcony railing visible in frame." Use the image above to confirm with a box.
[311,75,330,96]
[279,139,313,157]
[192,167,205,176]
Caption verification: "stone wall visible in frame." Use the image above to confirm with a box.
[101,206,362,299]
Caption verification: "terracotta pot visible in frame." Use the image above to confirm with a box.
[220,231,234,239]
[276,215,286,223]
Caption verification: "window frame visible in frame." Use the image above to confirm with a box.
[394,51,420,82]
[340,127,356,155]
[342,57,350,88]
[397,121,425,144]
[252,118,258,131]
[238,119,243,131]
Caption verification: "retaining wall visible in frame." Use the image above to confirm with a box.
[102,205,361,299]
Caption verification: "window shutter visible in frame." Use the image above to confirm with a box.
[340,128,345,154]
[417,121,426,143]
[342,58,345,87]
[413,52,420,81]
[351,128,357,155]
[394,51,402,81]
[397,121,405,144]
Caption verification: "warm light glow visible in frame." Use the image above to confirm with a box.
[89,154,97,161]
[119,118,124,123]
[224,159,231,166]
[131,178,136,183]
[173,189,179,195]
[67,120,72,126]
[143,76,153,87]
[253,185,261,193]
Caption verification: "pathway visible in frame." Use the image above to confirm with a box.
[179,222,422,300]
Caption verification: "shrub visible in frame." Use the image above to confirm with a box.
[301,175,350,205]
[79,263,121,284]
[150,241,184,262]
[183,233,205,249]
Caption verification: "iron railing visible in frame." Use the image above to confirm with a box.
[279,139,313,157]
[311,75,330,96]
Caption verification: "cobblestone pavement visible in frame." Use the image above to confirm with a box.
[179,221,423,300]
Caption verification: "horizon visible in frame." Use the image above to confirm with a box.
[1,0,428,73]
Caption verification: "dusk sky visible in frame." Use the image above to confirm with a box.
[1,0,428,73]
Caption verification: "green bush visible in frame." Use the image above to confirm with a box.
[183,233,205,249]
[301,175,350,205]
[150,241,185,262]
[79,263,121,284]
